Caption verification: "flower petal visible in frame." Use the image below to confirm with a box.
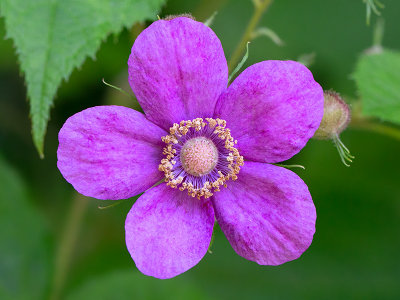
[57,106,165,200]
[214,60,324,163]
[212,162,316,265]
[128,17,228,130]
[125,183,214,279]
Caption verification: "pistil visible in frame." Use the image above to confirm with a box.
[180,137,218,177]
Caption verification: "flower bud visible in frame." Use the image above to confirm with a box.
[314,90,354,167]
[314,91,351,140]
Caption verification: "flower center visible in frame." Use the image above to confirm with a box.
[180,137,218,176]
[159,118,244,199]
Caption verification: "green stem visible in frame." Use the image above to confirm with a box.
[372,18,384,47]
[227,0,272,71]
[350,118,400,141]
[50,194,89,300]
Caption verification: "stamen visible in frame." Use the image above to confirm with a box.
[159,118,244,199]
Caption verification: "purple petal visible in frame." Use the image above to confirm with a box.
[128,17,228,131]
[125,183,214,279]
[214,60,324,163]
[57,106,166,200]
[212,162,316,265]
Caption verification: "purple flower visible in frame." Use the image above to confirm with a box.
[57,17,324,279]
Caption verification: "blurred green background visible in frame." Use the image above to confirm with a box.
[1,0,400,299]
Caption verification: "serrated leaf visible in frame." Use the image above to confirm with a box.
[353,49,400,124]
[67,270,210,300]
[0,155,50,300]
[0,0,165,156]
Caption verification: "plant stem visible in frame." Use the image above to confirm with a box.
[228,0,272,71]
[50,194,89,300]
[350,118,400,141]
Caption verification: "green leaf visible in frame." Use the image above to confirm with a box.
[0,0,165,157]
[67,270,210,300]
[0,155,50,300]
[353,50,400,125]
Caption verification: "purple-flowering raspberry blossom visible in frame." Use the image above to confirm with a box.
[57,17,324,279]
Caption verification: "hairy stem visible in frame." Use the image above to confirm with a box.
[50,194,89,300]
[228,0,272,71]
